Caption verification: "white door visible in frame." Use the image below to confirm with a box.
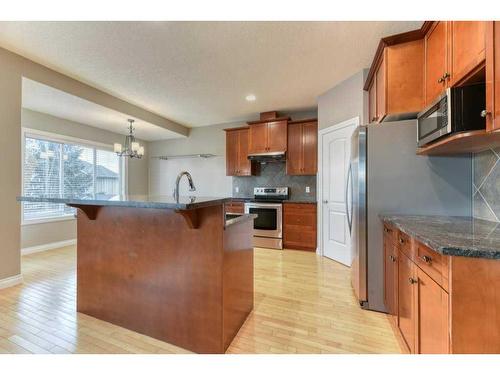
[320,119,357,266]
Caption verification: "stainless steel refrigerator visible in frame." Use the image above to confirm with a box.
[349,120,472,312]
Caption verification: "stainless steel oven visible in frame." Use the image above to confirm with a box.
[417,83,486,147]
[244,187,288,250]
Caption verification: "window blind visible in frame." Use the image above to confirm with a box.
[23,135,123,222]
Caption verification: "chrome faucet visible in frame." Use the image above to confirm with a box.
[173,171,196,201]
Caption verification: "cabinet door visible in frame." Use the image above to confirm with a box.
[384,238,397,317]
[416,268,450,354]
[398,250,417,353]
[368,79,377,123]
[248,123,268,154]
[283,203,317,251]
[375,53,386,122]
[266,120,287,152]
[302,121,318,175]
[450,21,486,86]
[286,122,303,175]
[486,21,500,132]
[225,130,239,176]
[425,21,448,106]
[237,129,252,176]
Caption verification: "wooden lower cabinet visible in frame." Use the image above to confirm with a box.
[224,201,244,214]
[397,250,417,353]
[416,267,450,354]
[283,203,317,251]
[383,223,500,354]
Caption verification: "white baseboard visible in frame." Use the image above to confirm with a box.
[21,239,77,256]
[0,274,23,290]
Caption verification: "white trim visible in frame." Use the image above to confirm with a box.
[22,127,115,150]
[317,117,360,257]
[21,239,77,256]
[0,274,23,290]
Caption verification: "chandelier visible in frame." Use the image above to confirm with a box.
[114,119,144,159]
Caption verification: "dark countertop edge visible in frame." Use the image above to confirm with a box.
[17,196,232,211]
[379,215,500,260]
[225,213,257,228]
[230,197,317,204]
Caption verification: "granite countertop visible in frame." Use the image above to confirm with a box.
[17,194,231,211]
[380,215,500,259]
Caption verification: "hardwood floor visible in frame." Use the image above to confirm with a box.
[0,246,400,354]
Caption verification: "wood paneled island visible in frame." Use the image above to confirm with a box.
[17,195,256,353]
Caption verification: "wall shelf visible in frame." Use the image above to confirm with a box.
[416,130,500,155]
[153,154,217,160]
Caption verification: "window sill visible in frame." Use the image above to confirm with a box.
[21,215,76,226]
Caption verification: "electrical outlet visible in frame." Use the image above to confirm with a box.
[306,186,310,193]
[235,186,239,193]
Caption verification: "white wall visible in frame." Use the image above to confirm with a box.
[149,122,233,197]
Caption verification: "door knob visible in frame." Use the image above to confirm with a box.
[323,200,328,204]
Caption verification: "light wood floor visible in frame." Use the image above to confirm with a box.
[0,246,400,354]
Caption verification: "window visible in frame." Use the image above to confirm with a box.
[22,130,125,223]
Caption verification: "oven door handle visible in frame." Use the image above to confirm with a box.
[345,162,353,235]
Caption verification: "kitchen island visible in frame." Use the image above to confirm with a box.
[17,195,256,354]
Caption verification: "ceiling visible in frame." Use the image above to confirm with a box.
[1,21,422,128]
[22,78,183,141]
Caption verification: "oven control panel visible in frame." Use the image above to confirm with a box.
[253,187,289,199]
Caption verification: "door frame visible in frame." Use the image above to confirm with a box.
[317,116,360,257]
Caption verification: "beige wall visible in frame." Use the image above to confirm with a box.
[0,46,167,282]
[20,109,150,249]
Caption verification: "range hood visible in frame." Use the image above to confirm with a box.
[247,151,286,163]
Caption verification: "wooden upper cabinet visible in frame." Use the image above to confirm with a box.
[375,54,386,121]
[398,250,417,353]
[266,120,288,152]
[286,119,317,175]
[248,119,288,154]
[224,127,254,176]
[248,122,268,154]
[366,38,424,122]
[286,122,302,175]
[416,268,450,354]
[450,21,486,86]
[425,21,448,106]
[368,78,377,123]
[486,21,500,132]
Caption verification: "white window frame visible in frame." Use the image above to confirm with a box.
[21,127,128,225]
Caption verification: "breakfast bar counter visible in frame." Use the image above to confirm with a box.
[17,195,256,353]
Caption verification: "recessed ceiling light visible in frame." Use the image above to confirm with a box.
[245,94,256,102]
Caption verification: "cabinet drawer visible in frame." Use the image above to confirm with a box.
[415,241,449,290]
[284,203,316,213]
[283,212,315,227]
[398,231,413,259]
[283,227,316,251]
[225,202,244,214]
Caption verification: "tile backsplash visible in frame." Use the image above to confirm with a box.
[473,147,500,222]
[232,162,316,202]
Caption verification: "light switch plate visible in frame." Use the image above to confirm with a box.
[235,186,239,193]
[306,186,310,193]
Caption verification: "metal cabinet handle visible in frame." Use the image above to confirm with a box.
[437,77,444,83]
[408,278,417,284]
[481,110,491,118]
[443,72,450,80]
[399,238,405,244]
[420,255,432,263]
[389,255,396,262]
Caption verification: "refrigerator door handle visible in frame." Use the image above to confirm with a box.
[345,162,353,235]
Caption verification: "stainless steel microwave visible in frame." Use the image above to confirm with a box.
[417,83,486,147]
